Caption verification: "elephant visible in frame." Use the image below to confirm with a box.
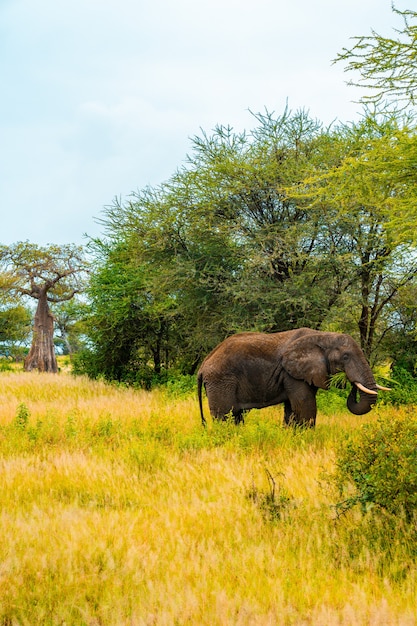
[197,327,390,427]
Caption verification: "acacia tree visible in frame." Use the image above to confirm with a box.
[336,7,417,108]
[83,107,417,382]
[302,113,417,359]
[173,108,341,332]
[0,243,89,372]
[332,5,417,356]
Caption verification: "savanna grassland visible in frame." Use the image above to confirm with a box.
[0,370,416,625]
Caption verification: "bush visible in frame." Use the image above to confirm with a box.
[333,409,417,521]
[163,374,196,397]
[316,387,347,415]
[72,350,165,389]
[247,468,294,522]
[14,403,30,430]
[384,366,417,406]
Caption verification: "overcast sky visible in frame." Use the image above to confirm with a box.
[0,0,407,246]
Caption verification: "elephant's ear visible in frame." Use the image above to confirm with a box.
[281,338,329,389]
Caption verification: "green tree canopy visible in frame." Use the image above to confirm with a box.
[330,6,417,359]
[0,304,31,359]
[0,268,32,357]
[84,109,393,381]
[300,111,417,358]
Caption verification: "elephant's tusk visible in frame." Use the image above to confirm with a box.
[354,381,378,395]
[376,383,391,391]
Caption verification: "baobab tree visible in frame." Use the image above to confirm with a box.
[0,242,89,372]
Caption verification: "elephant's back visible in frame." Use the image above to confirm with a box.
[201,332,273,363]
[199,328,314,373]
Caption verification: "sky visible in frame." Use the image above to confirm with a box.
[0,0,408,246]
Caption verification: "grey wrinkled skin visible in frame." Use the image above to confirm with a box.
[197,328,378,428]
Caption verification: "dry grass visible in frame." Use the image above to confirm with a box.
[0,371,416,625]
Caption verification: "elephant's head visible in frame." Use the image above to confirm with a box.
[281,331,381,415]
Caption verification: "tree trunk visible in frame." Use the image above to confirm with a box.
[24,290,58,373]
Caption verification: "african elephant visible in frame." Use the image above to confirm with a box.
[197,327,389,427]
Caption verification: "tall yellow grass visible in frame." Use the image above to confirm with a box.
[0,371,415,625]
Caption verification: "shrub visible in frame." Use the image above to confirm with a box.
[333,409,417,521]
[163,374,195,397]
[316,387,347,415]
[384,366,417,406]
[14,403,30,430]
[247,468,293,522]
[0,358,13,372]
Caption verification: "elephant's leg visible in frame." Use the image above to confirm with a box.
[207,393,238,422]
[233,408,245,425]
[285,382,317,428]
[205,379,243,423]
[283,400,293,426]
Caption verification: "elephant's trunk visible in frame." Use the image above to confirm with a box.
[347,382,378,415]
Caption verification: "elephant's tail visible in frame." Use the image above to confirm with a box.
[197,372,206,427]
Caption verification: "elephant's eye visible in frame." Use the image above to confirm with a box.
[342,353,350,362]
